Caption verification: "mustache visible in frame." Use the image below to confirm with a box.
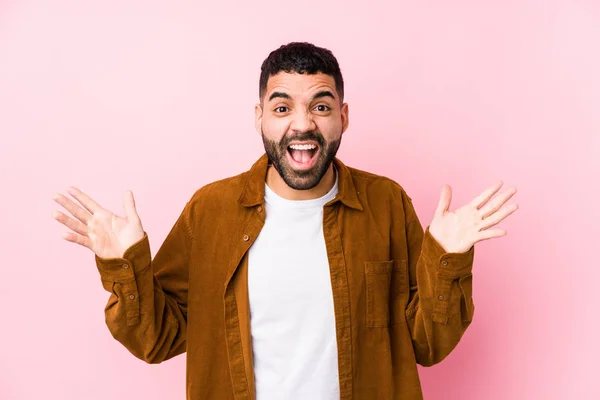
[280,130,325,148]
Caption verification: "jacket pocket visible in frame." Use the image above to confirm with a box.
[365,260,392,327]
[365,259,409,327]
[390,259,409,325]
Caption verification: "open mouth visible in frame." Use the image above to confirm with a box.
[286,142,320,170]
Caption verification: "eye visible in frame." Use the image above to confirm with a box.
[314,104,330,112]
[274,106,289,113]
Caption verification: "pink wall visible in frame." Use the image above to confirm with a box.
[1,1,598,399]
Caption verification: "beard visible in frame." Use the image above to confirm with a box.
[261,127,342,190]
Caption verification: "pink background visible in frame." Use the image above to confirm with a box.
[1,0,598,399]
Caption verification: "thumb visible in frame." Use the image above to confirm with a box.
[123,190,139,221]
[435,184,452,216]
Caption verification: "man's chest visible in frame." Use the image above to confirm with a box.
[247,206,333,315]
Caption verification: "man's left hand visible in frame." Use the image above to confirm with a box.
[428,180,519,253]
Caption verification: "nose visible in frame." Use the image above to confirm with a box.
[289,108,316,133]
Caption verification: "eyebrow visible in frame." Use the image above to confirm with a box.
[268,90,336,103]
[312,90,336,101]
[268,91,292,102]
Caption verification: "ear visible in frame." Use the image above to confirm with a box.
[341,102,349,134]
[254,103,263,135]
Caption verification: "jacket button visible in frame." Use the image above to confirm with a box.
[129,294,136,300]
[257,206,262,212]
[438,295,444,300]
[442,260,448,266]
[122,264,129,269]
[243,234,249,241]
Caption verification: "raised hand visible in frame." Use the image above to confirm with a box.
[428,180,518,253]
[52,186,145,259]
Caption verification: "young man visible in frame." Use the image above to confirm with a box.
[52,42,518,400]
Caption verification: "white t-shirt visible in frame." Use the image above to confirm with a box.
[248,168,340,400]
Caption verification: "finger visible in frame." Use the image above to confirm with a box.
[475,228,507,242]
[52,192,92,224]
[66,186,103,215]
[469,180,504,210]
[52,210,89,236]
[60,231,94,250]
[479,203,519,230]
[479,187,518,219]
[435,184,452,216]
[123,190,139,221]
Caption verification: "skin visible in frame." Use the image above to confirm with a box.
[255,71,349,200]
[52,71,518,258]
[429,181,519,253]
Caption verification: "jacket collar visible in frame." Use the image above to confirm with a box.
[237,153,363,211]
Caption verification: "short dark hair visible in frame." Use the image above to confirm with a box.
[259,42,344,104]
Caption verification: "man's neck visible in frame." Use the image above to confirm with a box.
[265,164,336,201]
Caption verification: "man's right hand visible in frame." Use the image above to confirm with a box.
[52,186,145,259]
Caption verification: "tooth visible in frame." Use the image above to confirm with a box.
[289,144,316,150]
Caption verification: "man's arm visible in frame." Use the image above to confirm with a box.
[398,186,475,366]
[94,201,192,363]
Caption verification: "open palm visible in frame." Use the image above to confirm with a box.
[52,186,145,259]
[429,180,519,253]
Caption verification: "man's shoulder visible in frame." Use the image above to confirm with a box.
[188,169,249,205]
[345,164,412,202]
[347,164,395,183]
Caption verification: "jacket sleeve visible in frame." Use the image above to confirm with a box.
[398,186,475,367]
[94,200,193,364]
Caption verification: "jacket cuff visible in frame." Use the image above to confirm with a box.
[95,231,152,283]
[421,226,474,278]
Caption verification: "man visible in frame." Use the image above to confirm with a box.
[52,42,518,399]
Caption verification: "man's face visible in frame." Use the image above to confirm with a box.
[255,72,349,190]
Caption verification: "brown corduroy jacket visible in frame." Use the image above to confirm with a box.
[95,153,475,400]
